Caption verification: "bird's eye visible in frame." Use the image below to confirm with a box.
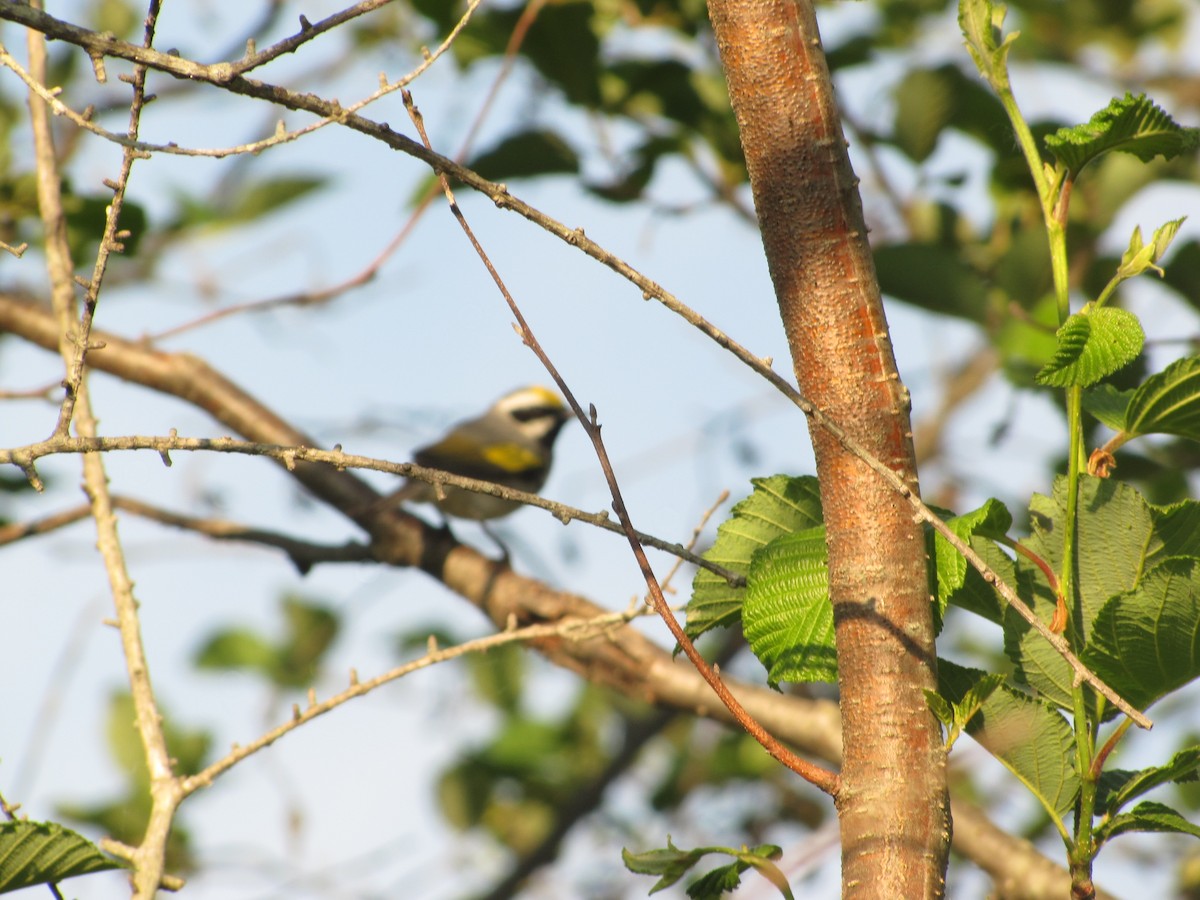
[512,406,558,423]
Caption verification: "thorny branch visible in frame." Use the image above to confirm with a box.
[0,428,743,585]
[181,603,658,796]
[403,89,840,794]
[23,3,181,896]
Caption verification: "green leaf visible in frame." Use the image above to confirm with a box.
[1100,800,1200,842]
[934,499,1013,598]
[743,528,835,685]
[996,294,1061,385]
[0,821,123,893]
[194,629,276,672]
[1162,240,1200,312]
[1035,307,1145,388]
[622,841,791,900]
[456,2,601,106]
[174,176,327,228]
[927,672,1005,750]
[1117,218,1186,281]
[1083,383,1135,432]
[1097,746,1200,815]
[941,535,1017,624]
[1044,93,1200,175]
[893,68,956,162]
[959,0,1018,90]
[874,242,990,322]
[622,838,706,893]
[601,59,705,128]
[1083,557,1200,713]
[940,661,1079,823]
[194,595,338,689]
[1122,356,1200,441]
[466,129,579,181]
[686,476,823,641]
[465,642,526,714]
[685,862,747,899]
[586,134,683,203]
[1010,477,1167,708]
[275,596,339,688]
[1012,480,1200,710]
[226,176,328,224]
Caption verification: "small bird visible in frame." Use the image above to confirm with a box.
[394,385,572,523]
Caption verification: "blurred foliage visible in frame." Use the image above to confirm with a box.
[418,629,827,865]
[194,593,339,690]
[56,691,211,874]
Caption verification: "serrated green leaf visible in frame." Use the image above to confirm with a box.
[0,820,123,893]
[622,837,698,885]
[1044,93,1200,175]
[1083,383,1135,431]
[1035,307,1145,388]
[466,129,579,181]
[1013,480,1200,713]
[927,672,1005,750]
[1084,557,1200,713]
[925,689,955,728]
[934,499,1013,595]
[1011,477,1161,707]
[959,0,1018,90]
[686,862,747,899]
[624,842,791,900]
[743,528,835,685]
[940,661,1079,822]
[1097,746,1200,816]
[686,476,823,641]
[1122,356,1200,441]
[1154,500,1200,560]
[942,535,1018,625]
[1100,800,1200,842]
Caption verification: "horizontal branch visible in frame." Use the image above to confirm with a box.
[0,422,740,585]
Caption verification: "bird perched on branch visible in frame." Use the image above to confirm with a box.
[394,385,572,524]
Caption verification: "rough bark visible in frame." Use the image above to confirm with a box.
[705,0,951,895]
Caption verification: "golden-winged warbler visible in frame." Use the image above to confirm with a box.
[395,385,571,521]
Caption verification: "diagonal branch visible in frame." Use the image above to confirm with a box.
[403,89,839,795]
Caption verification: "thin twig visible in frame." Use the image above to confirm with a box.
[403,89,839,793]
[26,5,182,895]
[0,0,483,164]
[0,432,743,585]
[180,607,656,796]
[142,0,538,345]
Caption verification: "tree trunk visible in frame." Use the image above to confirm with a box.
[705,0,951,895]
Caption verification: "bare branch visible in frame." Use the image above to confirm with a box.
[403,89,840,794]
[0,0,483,163]
[181,605,657,796]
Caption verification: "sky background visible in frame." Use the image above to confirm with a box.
[3,1,1200,897]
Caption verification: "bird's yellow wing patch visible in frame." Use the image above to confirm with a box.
[483,443,542,473]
